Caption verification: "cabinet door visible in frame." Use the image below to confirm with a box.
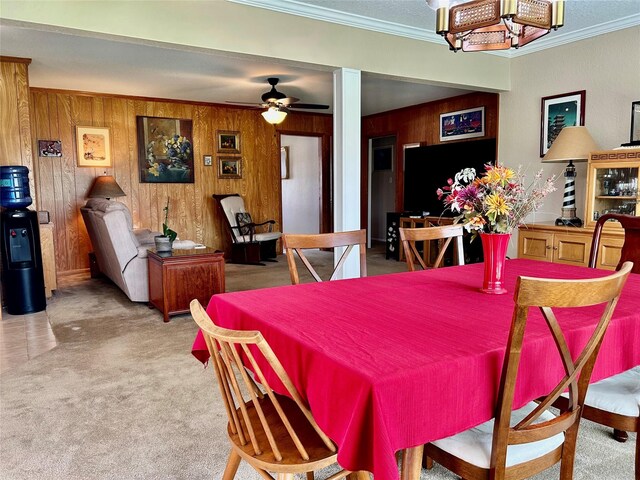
[518,230,553,262]
[553,233,592,266]
[595,236,624,270]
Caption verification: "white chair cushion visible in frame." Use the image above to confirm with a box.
[431,401,564,469]
[236,232,282,243]
[578,366,640,417]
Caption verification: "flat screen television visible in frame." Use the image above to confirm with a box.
[403,138,497,217]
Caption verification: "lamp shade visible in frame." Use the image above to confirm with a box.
[542,126,599,163]
[88,175,125,199]
[261,107,287,125]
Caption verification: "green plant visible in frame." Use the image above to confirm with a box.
[162,197,178,242]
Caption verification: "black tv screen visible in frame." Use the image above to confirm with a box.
[403,138,496,216]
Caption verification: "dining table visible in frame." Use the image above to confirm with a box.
[191,259,640,480]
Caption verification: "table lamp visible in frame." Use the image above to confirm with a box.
[87,174,126,200]
[542,126,598,227]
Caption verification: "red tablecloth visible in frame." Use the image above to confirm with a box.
[192,259,640,480]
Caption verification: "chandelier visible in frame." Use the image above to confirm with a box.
[261,106,288,125]
[426,0,564,52]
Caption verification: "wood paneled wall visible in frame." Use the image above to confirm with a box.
[0,57,36,205]
[29,89,332,275]
[361,92,499,223]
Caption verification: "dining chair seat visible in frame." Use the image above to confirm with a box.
[432,401,564,469]
[561,366,640,417]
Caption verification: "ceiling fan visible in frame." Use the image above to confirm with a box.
[227,77,329,124]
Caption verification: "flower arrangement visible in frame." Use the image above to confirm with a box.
[164,134,192,162]
[162,197,177,242]
[437,164,556,236]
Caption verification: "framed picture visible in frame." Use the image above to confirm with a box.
[38,140,62,158]
[218,157,242,179]
[630,101,640,144]
[281,146,289,179]
[137,116,194,183]
[439,107,485,142]
[203,155,213,166]
[217,130,240,154]
[540,90,585,157]
[76,127,111,167]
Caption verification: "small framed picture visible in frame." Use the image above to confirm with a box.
[540,90,585,157]
[218,157,242,179]
[217,130,240,154]
[439,107,485,142]
[630,101,640,144]
[281,146,289,179]
[38,140,62,157]
[203,155,213,166]
[76,126,111,167]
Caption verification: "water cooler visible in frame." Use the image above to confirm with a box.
[1,166,46,314]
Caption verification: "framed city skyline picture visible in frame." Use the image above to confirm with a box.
[540,90,585,157]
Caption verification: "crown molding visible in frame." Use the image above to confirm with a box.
[228,0,443,44]
[230,0,640,59]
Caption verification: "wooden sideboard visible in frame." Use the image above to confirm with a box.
[518,222,624,269]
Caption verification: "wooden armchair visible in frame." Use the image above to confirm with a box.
[213,194,281,265]
[190,299,366,480]
[399,225,464,271]
[425,262,633,480]
[282,230,367,285]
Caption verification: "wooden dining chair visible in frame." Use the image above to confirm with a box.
[282,230,367,285]
[190,299,368,480]
[424,262,634,480]
[573,213,640,476]
[399,225,464,271]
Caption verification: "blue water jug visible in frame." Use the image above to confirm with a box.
[0,166,32,209]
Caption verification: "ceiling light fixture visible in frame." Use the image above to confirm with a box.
[261,106,288,125]
[426,0,564,52]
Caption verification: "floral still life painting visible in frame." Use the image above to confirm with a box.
[137,116,194,183]
[437,164,556,238]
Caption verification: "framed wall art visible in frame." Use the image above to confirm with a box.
[38,140,62,157]
[137,116,194,183]
[76,127,111,167]
[630,101,640,145]
[218,157,242,179]
[439,107,485,142]
[540,90,585,157]
[217,130,240,154]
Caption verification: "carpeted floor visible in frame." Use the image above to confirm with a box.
[0,249,636,479]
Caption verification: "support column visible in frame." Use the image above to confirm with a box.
[333,67,361,279]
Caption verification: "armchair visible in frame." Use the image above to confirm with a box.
[213,194,281,265]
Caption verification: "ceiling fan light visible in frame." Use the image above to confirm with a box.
[262,107,287,125]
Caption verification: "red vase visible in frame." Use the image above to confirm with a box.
[480,232,511,294]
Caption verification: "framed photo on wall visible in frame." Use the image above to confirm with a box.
[76,126,111,167]
[137,116,194,183]
[217,130,241,154]
[218,157,242,179]
[38,140,62,157]
[540,90,585,157]
[439,107,485,142]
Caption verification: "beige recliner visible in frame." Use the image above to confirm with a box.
[81,199,159,302]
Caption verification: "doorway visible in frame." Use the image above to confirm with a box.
[368,136,396,244]
[280,134,322,234]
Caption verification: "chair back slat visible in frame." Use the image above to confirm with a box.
[283,230,367,285]
[589,213,640,274]
[488,262,633,474]
[399,225,465,271]
[190,299,337,463]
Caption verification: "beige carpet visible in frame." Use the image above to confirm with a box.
[0,250,636,479]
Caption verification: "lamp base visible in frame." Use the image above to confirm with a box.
[555,217,583,227]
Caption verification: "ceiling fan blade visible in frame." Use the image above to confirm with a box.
[278,97,300,106]
[225,101,264,107]
[288,103,330,110]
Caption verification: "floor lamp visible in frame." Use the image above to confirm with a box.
[542,126,599,227]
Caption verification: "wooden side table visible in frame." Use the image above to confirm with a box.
[39,223,57,298]
[147,248,225,322]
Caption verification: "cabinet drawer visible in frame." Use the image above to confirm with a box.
[596,236,623,270]
[553,234,591,266]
